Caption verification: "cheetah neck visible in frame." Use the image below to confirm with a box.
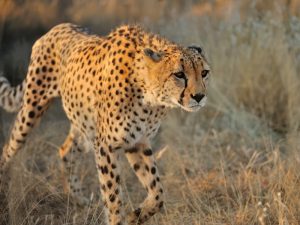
[103,25,176,113]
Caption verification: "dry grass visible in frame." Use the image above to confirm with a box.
[1,0,300,224]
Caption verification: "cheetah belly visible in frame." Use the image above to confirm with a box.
[105,109,163,149]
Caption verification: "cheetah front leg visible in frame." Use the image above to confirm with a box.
[59,125,90,206]
[125,143,164,224]
[94,140,125,225]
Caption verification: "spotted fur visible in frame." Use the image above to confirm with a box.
[0,23,210,225]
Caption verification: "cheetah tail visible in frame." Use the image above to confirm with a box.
[0,74,25,113]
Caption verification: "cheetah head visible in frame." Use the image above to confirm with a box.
[143,45,210,112]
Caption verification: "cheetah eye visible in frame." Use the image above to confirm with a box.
[201,70,209,78]
[173,71,186,80]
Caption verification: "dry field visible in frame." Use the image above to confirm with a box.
[1,0,300,224]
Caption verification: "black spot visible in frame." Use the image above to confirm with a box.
[125,147,138,154]
[36,79,42,86]
[28,111,35,118]
[116,175,120,184]
[107,180,113,189]
[107,155,111,164]
[133,163,140,171]
[134,208,141,217]
[109,194,116,202]
[101,184,106,192]
[149,211,155,217]
[145,165,150,172]
[101,166,109,174]
[151,167,156,174]
[110,171,114,178]
[159,201,164,208]
[100,147,106,156]
[128,52,134,58]
[150,180,156,189]
[143,149,152,156]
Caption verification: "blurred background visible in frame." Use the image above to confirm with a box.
[1,0,300,224]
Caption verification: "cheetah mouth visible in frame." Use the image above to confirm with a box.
[179,104,203,112]
[171,98,207,112]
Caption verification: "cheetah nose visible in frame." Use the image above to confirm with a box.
[191,93,205,103]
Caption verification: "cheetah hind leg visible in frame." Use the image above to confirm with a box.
[0,96,50,190]
[59,125,90,206]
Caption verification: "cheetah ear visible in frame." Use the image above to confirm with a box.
[188,45,203,55]
[143,48,163,62]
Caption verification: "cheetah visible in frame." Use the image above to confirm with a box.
[0,23,210,225]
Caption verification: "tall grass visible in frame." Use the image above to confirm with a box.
[1,0,300,224]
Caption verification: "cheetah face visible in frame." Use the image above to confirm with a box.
[143,46,210,112]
